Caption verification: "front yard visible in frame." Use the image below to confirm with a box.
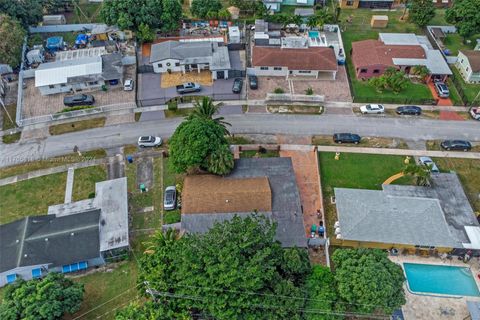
[451,67,480,105]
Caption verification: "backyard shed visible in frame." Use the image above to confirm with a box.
[42,15,66,25]
[370,15,388,28]
[228,26,241,44]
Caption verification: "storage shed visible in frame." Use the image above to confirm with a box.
[42,15,66,25]
[370,15,389,28]
[228,26,241,44]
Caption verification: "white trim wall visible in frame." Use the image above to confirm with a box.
[456,51,480,84]
[251,66,336,80]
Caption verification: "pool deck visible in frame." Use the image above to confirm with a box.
[390,255,480,320]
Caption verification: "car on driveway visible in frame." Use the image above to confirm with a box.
[360,104,385,114]
[434,82,450,98]
[63,94,95,107]
[333,133,361,144]
[232,78,243,93]
[176,82,201,94]
[470,107,480,120]
[137,136,162,147]
[440,140,472,151]
[418,156,439,173]
[124,79,134,91]
[248,75,258,89]
[396,105,422,115]
[164,186,177,211]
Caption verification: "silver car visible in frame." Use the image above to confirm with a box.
[360,104,385,114]
[419,156,439,173]
[164,186,177,211]
[137,136,162,147]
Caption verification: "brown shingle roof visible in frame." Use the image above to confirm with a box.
[351,39,426,69]
[461,50,480,72]
[182,175,272,214]
[252,46,338,71]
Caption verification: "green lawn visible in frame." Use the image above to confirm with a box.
[1,104,20,144]
[72,165,107,201]
[0,173,67,224]
[443,33,476,56]
[319,152,413,235]
[451,66,480,105]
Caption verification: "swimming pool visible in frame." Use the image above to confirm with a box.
[404,263,480,297]
[308,31,320,38]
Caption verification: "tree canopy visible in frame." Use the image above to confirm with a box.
[332,248,406,314]
[446,0,480,38]
[100,0,181,32]
[190,0,222,19]
[117,215,311,319]
[0,0,43,27]
[368,67,409,93]
[0,272,84,320]
[0,14,26,67]
[305,265,341,320]
[409,0,436,27]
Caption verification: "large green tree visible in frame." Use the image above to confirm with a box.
[168,117,233,174]
[409,0,436,27]
[446,0,480,38]
[332,248,406,314]
[305,265,341,320]
[0,15,26,67]
[119,215,310,319]
[0,272,84,320]
[0,0,43,27]
[190,0,222,19]
[161,0,182,33]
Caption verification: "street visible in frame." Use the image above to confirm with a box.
[1,113,479,167]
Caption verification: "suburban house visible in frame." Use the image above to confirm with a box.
[262,0,316,13]
[149,40,231,80]
[34,51,123,95]
[456,50,480,84]
[351,33,452,81]
[0,178,129,287]
[338,0,394,9]
[251,22,344,79]
[181,158,307,248]
[333,174,480,254]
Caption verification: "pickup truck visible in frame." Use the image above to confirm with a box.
[176,82,201,94]
[63,94,95,107]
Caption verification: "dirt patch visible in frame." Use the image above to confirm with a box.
[136,157,154,189]
[160,70,212,88]
[267,105,323,114]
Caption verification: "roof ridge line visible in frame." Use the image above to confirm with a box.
[16,216,30,268]
[25,223,99,242]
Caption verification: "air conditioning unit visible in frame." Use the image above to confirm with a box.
[335,227,341,235]
[334,221,340,228]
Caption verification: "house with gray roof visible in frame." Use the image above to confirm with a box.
[0,178,129,287]
[181,158,307,248]
[333,173,480,253]
[149,40,231,80]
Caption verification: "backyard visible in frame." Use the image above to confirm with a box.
[1,104,20,144]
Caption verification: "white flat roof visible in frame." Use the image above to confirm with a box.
[35,56,102,87]
[463,226,480,249]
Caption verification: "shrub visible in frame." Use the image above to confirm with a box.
[273,87,285,94]
[168,101,178,111]
[305,87,314,95]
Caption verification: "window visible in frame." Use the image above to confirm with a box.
[88,81,98,85]
[299,70,311,74]
[6,274,17,284]
[62,261,88,273]
[175,62,180,67]
[360,68,368,73]
[49,85,55,89]
[60,83,66,87]
[373,69,380,74]
[273,67,282,71]
[158,63,163,68]
[260,67,268,70]
[346,0,354,5]
[32,268,41,279]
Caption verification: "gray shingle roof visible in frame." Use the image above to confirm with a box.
[0,210,100,273]
[181,158,307,248]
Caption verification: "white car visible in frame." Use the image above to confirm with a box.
[137,136,162,147]
[124,79,134,91]
[419,156,439,173]
[360,104,385,114]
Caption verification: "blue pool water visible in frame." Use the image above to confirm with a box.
[308,31,320,38]
[404,263,480,297]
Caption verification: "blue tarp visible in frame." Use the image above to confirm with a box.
[46,36,63,51]
[75,34,89,46]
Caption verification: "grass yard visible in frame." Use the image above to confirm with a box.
[0,149,106,180]
[1,104,21,144]
[443,33,476,56]
[451,67,480,105]
[164,108,193,118]
[0,172,67,224]
[319,152,414,235]
[49,117,106,135]
[72,165,107,201]
[432,158,480,212]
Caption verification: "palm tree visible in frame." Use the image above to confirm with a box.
[188,96,231,135]
[403,164,431,187]
[207,144,234,175]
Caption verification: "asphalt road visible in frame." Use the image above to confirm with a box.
[1,113,479,167]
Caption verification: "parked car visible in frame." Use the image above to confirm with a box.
[164,186,177,211]
[333,133,361,144]
[124,79,134,91]
[418,156,439,173]
[469,107,480,121]
[396,105,422,115]
[360,104,385,114]
[176,82,201,94]
[137,136,162,148]
[248,75,258,90]
[440,140,472,151]
[63,94,95,107]
[232,78,243,93]
[434,82,450,98]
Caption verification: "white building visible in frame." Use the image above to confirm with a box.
[456,50,480,84]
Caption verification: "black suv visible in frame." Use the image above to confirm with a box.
[440,140,472,151]
[248,75,258,90]
[63,94,95,107]
[232,78,243,93]
[396,105,422,115]
[333,133,361,144]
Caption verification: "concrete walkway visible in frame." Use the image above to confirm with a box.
[64,167,75,203]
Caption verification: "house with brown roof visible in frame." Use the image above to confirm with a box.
[181,158,307,248]
[351,33,452,81]
[456,50,480,84]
